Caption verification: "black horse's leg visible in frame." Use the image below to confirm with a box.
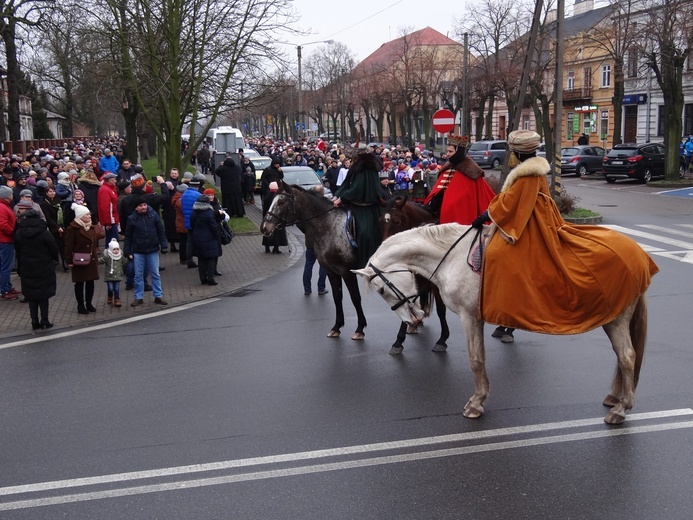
[343,271,367,340]
[326,272,344,337]
[432,290,449,353]
[390,321,407,355]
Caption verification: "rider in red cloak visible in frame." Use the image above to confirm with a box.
[424,133,496,225]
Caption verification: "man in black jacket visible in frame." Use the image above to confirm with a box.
[124,198,168,307]
[215,157,244,217]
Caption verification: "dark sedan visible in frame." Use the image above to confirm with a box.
[560,145,605,177]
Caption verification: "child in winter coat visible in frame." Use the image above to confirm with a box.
[100,238,127,307]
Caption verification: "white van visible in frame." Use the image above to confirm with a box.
[205,126,245,167]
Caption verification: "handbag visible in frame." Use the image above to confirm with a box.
[72,252,91,265]
[93,222,106,239]
[219,221,234,245]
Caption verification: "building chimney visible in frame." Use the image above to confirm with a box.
[573,0,594,16]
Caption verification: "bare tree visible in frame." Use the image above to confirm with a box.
[0,0,53,141]
[638,0,693,179]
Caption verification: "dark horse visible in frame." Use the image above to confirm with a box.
[381,196,450,354]
[260,182,368,340]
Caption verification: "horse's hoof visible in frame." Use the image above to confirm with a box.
[406,325,419,334]
[431,343,447,353]
[604,409,626,425]
[351,332,365,340]
[389,346,404,355]
[327,330,341,338]
[463,404,484,419]
[603,394,620,407]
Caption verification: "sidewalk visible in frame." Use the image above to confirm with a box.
[0,197,304,341]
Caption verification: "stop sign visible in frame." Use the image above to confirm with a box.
[432,109,456,133]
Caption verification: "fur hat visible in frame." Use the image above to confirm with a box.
[130,174,145,188]
[508,130,541,153]
[176,183,188,193]
[72,203,90,219]
[448,134,469,148]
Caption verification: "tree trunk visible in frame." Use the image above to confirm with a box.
[484,95,495,140]
[122,94,139,164]
[2,19,22,141]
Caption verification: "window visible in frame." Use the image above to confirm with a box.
[523,114,530,130]
[567,113,574,139]
[601,65,611,87]
[627,50,638,78]
[567,70,575,90]
[657,106,665,137]
[601,111,609,140]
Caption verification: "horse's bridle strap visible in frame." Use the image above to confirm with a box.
[368,264,420,311]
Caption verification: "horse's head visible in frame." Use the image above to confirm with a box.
[353,262,428,326]
[260,181,295,236]
[380,196,409,240]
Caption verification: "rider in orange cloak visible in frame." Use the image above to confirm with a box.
[479,143,659,335]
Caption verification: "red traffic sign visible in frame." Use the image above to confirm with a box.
[432,109,456,133]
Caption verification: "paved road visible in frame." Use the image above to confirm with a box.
[0,180,692,518]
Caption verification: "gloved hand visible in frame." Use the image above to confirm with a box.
[160,248,168,255]
[471,211,488,229]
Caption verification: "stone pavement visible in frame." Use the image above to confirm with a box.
[0,196,304,341]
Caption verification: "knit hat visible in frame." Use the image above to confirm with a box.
[73,189,85,200]
[133,196,147,207]
[17,199,33,209]
[72,203,90,219]
[176,183,188,193]
[0,186,14,199]
[19,189,33,198]
[57,172,69,182]
[269,181,279,192]
[183,171,193,180]
[508,130,541,153]
[107,238,122,260]
[203,188,215,197]
[130,174,145,188]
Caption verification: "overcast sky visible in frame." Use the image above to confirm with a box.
[276,0,467,64]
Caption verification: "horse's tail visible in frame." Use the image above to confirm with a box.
[630,294,648,388]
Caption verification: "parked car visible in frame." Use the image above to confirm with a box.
[602,143,667,183]
[243,149,272,191]
[560,145,606,177]
[467,140,508,169]
[258,166,332,198]
[536,143,547,158]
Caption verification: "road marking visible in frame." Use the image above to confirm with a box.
[0,299,219,351]
[638,224,693,240]
[0,409,690,510]
[602,224,693,249]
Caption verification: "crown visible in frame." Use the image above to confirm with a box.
[448,134,469,147]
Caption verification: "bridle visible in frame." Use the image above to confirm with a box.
[367,264,421,311]
[367,225,483,311]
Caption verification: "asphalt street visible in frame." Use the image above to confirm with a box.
[0,176,692,518]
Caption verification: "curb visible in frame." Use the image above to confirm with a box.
[564,215,603,224]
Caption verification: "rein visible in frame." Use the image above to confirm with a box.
[368,225,483,311]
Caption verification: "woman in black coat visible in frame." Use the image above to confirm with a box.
[214,157,244,217]
[40,185,68,271]
[261,181,288,254]
[190,194,223,286]
[14,209,59,330]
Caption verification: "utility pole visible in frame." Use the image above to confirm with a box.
[462,32,469,137]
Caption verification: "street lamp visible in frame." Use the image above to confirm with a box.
[297,39,334,139]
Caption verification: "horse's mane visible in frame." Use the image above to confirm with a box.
[381,222,469,251]
[289,184,334,210]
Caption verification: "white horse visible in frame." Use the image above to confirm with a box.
[354,223,648,425]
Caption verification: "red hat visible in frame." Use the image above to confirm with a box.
[203,188,215,196]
